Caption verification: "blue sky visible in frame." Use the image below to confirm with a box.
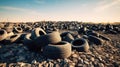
[0,0,120,22]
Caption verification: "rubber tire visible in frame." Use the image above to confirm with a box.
[88,35,104,45]
[78,27,87,34]
[34,31,61,47]
[71,38,89,52]
[23,34,41,52]
[99,34,111,41]
[62,33,74,43]
[13,27,23,33]
[0,29,8,41]
[7,32,14,37]
[86,30,99,37]
[43,41,71,59]
[5,34,21,44]
[31,27,46,39]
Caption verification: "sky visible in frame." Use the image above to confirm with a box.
[0,0,120,22]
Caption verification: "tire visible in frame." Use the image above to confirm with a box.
[86,30,99,37]
[0,29,7,41]
[34,31,61,47]
[43,41,71,59]
[13,27,23,33]
[31,27,46,39]
[19,33,27,42]
[23,26,32,32]
[62,33,74,43]
[88,35,104,45]
[82,35,88,39]
[5,34,21,44]
[7,32,14,37]
[99,34,111,41]
[60,32,71,37]
[23,34,41,51]
[78,27,87,34]
[71,38,89,52]
[23,34,32,46]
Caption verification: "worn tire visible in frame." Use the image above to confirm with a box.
[43,41,71,59]
[71,38,89,52]
[62,33,74,43]
[13,27,23,33]
[31,27,46,39]
[78,27,87,34]
[23,34,41,51]
[88,35,104,45]
[86,30,99,37]
[7,32,14,37]
[0,29,7,41]
[5,34,21,43]
[99,34,111,41]
[34,31,61,47]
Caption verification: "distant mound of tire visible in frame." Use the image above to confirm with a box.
[43,41,71,59]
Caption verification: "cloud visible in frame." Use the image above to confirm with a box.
[34,0,45,4]
[94,0,120,12]
[0,6,40,15]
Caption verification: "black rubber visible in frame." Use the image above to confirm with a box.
[99,34,111,41]
[71,38,89,52]
[13,27,23,33]
[31,27,46,39]
[86,30,99,37]
[23,34,41,52]
[43,41,71,59]
[0,29,8,41]
[61,33,74,43]
[5,34,21,44]
[34,31,61,47]
[88,35,104,45]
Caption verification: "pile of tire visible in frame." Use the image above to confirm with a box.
[23,28,72,59]
[85,30,111,45]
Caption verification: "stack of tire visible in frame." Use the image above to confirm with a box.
[60,31,90,52]
[23,27,72,59]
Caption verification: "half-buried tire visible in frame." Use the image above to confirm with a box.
[0,29,7,41]
[5,34,21,44]
[88,35,104,45]
[43,41,71,59]
[62,33,74,43]
[99,34,111,41]
[71,38,89,52]
[13,27,23,33]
